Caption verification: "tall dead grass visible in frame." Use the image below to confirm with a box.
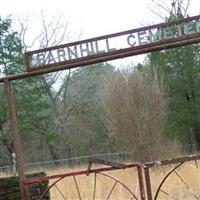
[1,161,200,199]
[45,161,200,199]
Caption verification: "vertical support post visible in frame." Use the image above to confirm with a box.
[24,183,30,199]
[144,165,153,200]
[4,79,26,200]
[137,164,146,200]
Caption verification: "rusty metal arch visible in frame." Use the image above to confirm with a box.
[154,162,184,200]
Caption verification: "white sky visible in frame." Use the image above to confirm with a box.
[0,0,200,66]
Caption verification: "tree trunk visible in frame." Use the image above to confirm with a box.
[46,141,59,165]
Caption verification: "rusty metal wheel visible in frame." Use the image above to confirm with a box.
[154,160,200,200]
[39,171,139,200]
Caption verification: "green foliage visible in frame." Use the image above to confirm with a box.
[0,17,26,150]
[0,17,52,161]
[15,77,51,139]
[145,3,200,147]
[0,17,24,75]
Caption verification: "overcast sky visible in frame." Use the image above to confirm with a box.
[1,0,199,37]
[0,0,200,66]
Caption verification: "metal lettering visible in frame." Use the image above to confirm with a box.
[163,26,174,40]
[57,49,66,62]
[138,31,148,45]
[105,39,116,52]
[67,46,78,59]
[25,15,200,71]
[46,51,56,64]
[195,19,200,32]
[89,42,95,55]
[95,41,106,54]
[127,34,136,47]
[36,53,45,65]
[176,24,183,37]
[80,43,90,57]
[148,28,162,42]
[184,21,196,35]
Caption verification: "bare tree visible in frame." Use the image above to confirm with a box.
[149,0,191,19]
[104,68,180,162]
[14,12,80,161]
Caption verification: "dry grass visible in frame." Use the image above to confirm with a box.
[1,161,199,199]
[43,161,200,199]
[148,163,200,199]
[45,165,140,200]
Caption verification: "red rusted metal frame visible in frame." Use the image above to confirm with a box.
[24,163,139,185]
[144,154,200,200]
[39,171,139,200]
[23,163,140,200]
[143,166,152,200]
[73,176,82,200]
[23,154,200,199]
[145,153,200,167]
[23,161,145,200]
[88,156,127,169]
[92,173,97,200]
[4,79,26,200]
[137,164,146,200]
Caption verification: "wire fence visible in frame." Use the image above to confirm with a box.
[0,152,131,176]
[0,143,198,176]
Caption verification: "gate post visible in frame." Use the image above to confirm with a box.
[137,164,146,200]
[144,165,153,200]
[4,79,26,200]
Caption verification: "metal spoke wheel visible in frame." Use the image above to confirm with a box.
[39,171,139,200]
[154,160,200,200]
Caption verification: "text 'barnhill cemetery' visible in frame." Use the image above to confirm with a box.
[26,15,200,71]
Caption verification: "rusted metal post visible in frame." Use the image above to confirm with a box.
[137,164,146,200]
[144,165,153,200]
[4,79,26,200]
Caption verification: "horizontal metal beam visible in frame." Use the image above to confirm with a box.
[88,156,127,169]
[145,153,200,167]
[23,163,139,185]
[24,14,200,72]
[1,34,200,83]
[25,14,200,55]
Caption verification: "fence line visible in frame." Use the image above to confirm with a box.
[0,143,198,176]
[0,152,130,175]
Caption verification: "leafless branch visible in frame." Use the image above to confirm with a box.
[104,68,180,161]
[16,15,29,51]
[149,0,192,20]
[182,0,191,17]
[148,7,167,20]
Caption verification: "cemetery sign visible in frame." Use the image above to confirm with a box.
[25,15,200,72]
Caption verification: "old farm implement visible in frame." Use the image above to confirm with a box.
[23,154,200,200]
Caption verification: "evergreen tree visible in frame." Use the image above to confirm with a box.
[145,1,200,149]
[0,17,52,164]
